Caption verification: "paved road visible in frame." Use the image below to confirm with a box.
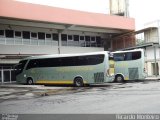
[0,80,160,114]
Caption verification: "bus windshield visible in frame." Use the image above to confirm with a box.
[14,60,27,75]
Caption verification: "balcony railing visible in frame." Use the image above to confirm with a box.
[0,37,103,48]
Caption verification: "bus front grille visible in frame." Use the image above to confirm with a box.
[94,72,104,83]
[129,68,139,80]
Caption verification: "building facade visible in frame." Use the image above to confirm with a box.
[0,0,135,83]
[132,20,160,78]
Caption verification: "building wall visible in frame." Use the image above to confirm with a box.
[60,46,103,54]
[146,61,160,76]
[112,33,135,50]
[146,62,152,76]
[0,23,105,65]
[145,46,160,60]
[144,20,160,44]
[145,46,160,76]
[0,44,103,55]
[144,28,158,43]
[0,0,135,83]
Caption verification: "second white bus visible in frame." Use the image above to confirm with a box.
[113,49,147,82]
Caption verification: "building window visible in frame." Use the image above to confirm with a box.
[96,36,101,41]
[151,63,159,75]
[73,35,79,41]
[46,33,52,39]
[0,30,4,36]
[15,31,22,37]
[61,34,67,41]
[90,36,96,47]
[85,36,91,47]
[5,30,14,38]
[80,36,84,41]
[53,33,58,41]
[68,35,73,41]
[23,31,30,39]
[85,36,90,41]
[38,32,45,40]
[91,37,96,41]
[96,36,102,47]
[31,32,37,39]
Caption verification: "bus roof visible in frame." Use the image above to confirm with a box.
[22,51,110,60]
[112,49,143,54]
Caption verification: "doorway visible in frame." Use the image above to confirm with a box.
[151,63,159,76]
[0,65,16,84]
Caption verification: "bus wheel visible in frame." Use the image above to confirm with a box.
[115,75,124,83]
[27,78,33,85]
[74,77,84,87]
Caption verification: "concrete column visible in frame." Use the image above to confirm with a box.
[58,31,62,54]
[10,70,11,83]
[125,0,129,17]
[157,20,160,45]
[0,70,2,83]
[1,69,3,84]
[154,45,157,76]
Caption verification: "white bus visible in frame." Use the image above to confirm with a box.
[113,49,147,82]
[15,51,115,86]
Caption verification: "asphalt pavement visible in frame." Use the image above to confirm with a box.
[0,80,160,114]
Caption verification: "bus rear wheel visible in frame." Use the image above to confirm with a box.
[74,77,84,87]
[115,75,124,83]
[27,78,33,85]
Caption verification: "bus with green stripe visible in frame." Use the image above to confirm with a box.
[113,49,147,82]
[15,51,115,86]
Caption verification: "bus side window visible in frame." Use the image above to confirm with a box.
[26,59,39,70]
[124,51,141,61]
[124,52,132,60]
[88,56,96,65]
[132,51,141,60]
[60,57,75,66]
[77,56,88,66]
[114,53,124,61]
[87,55,104,65]
[76,55,104,66]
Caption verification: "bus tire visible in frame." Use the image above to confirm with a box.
[27,77,33,85]
[115,75,124,83]
[74,77,84,87]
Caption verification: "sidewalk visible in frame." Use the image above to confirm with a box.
[0,83,72,100]
[0,83,69,90]
[145,76,160,80]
